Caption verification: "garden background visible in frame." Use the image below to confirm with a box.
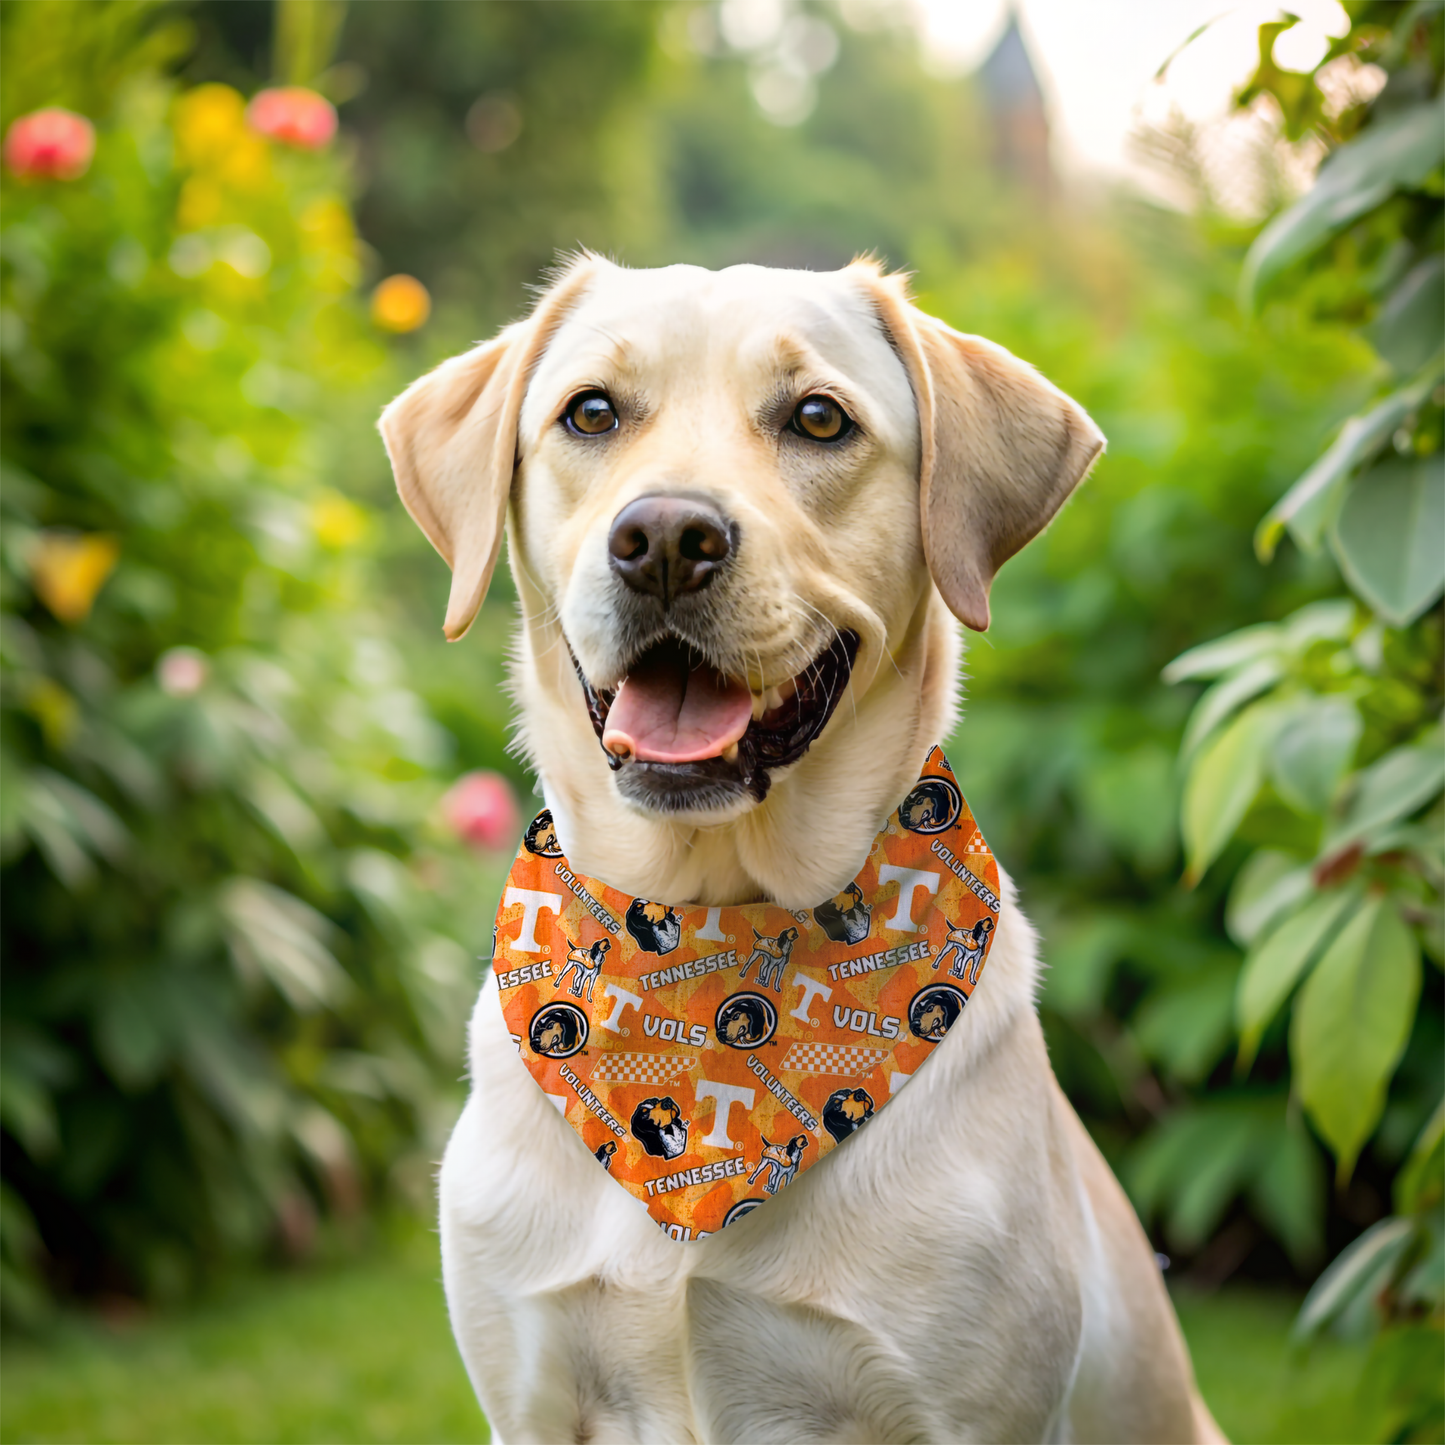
[2,1,1440,1441]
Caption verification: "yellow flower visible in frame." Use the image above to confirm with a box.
[29,532,119,624]
[300,198,355,254]
[175,84,248,168]
[177,176,223,230]
[371,274,431,333]
[301,198,359,290]
[26,677,78,749]
[218,132,270,191]
[311,492,368,549]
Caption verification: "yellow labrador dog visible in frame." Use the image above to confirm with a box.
[381,256,1224,1444]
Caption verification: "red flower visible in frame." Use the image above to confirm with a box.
[443,771,521,853]
[246,87,337,149]
[4,108,95,180]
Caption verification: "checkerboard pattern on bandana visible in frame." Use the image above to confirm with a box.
[493,746,1000,1241]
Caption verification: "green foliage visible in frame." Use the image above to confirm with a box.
[1168,2,1444,1433]
[0,2,499,1319]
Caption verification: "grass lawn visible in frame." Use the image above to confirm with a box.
[1,1226,487,1445]
[3,1231,1374,1445]
[1176,1286,1376,1444]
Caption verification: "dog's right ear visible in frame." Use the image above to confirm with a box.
[378,261,594,640]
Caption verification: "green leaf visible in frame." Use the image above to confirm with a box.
[1182,703,1280,884]
[1167,1108,1271,1250]
[1327,739,1445,853]
[1270,696,1362,815]
[0,1066,58,1161]
[1237,886,1362,1070]
[94,976,175,1092]
[1226,848,1313,946]
[1395,1099,1445,1214]
[1162,622,1280,684]
[1125,1103,1269,1248]
[1294,1215,1415,1341]
[1133,961,1240,1084]
[1281,598,1357,649]
[1255,368,1442,561]
[1248,1112,1325,1269]
[221,878,350,1011]
[1330,454,1445,627]
[1180,655,1285,759]
[1292,897,1422,1179]
[1242,102,1445,311]
[1368,254,1445,376]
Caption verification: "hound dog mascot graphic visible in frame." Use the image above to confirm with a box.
[748,1135,809,1195]
[523,809,564,858]
[934,916,995,984]
[813,881,872,945]
[898,776,962,834]
[908,983,967,1042]
[594,1140,617,1171]
[631,1097,689,1160]
[554,935,610,1001]
[529,1001,589,1058]
[739,924,799,992]
[626,898,682,955]
[822,1087,875,1142]
[715,992,778,1049]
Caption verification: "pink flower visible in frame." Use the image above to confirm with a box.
[443,771,521,852]
[157,647,209,697]
[246,87,337,149]
[4,108,95,180]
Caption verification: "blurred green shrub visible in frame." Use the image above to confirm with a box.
[0,2,503,1321]
[1165,4,1442,1436]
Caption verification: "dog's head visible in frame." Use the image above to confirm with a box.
[381,257,1101,823]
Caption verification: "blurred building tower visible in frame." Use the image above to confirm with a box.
[977,9,1051,195]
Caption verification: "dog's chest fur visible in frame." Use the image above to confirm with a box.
[440,899,1089,1445]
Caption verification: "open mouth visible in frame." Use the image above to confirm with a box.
[573,629,859,807]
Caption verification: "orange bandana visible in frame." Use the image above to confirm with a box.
[494,747,999,1241]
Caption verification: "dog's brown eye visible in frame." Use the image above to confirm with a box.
[566,391,617,436]
[791,395,851,442]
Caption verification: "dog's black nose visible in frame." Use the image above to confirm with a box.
[608,494,733,604]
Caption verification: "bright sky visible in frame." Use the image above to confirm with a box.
[909,0,1352,178]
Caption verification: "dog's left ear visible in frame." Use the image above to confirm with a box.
[861,269,1105,632]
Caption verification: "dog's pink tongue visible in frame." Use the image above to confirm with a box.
[603,645,752,763]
